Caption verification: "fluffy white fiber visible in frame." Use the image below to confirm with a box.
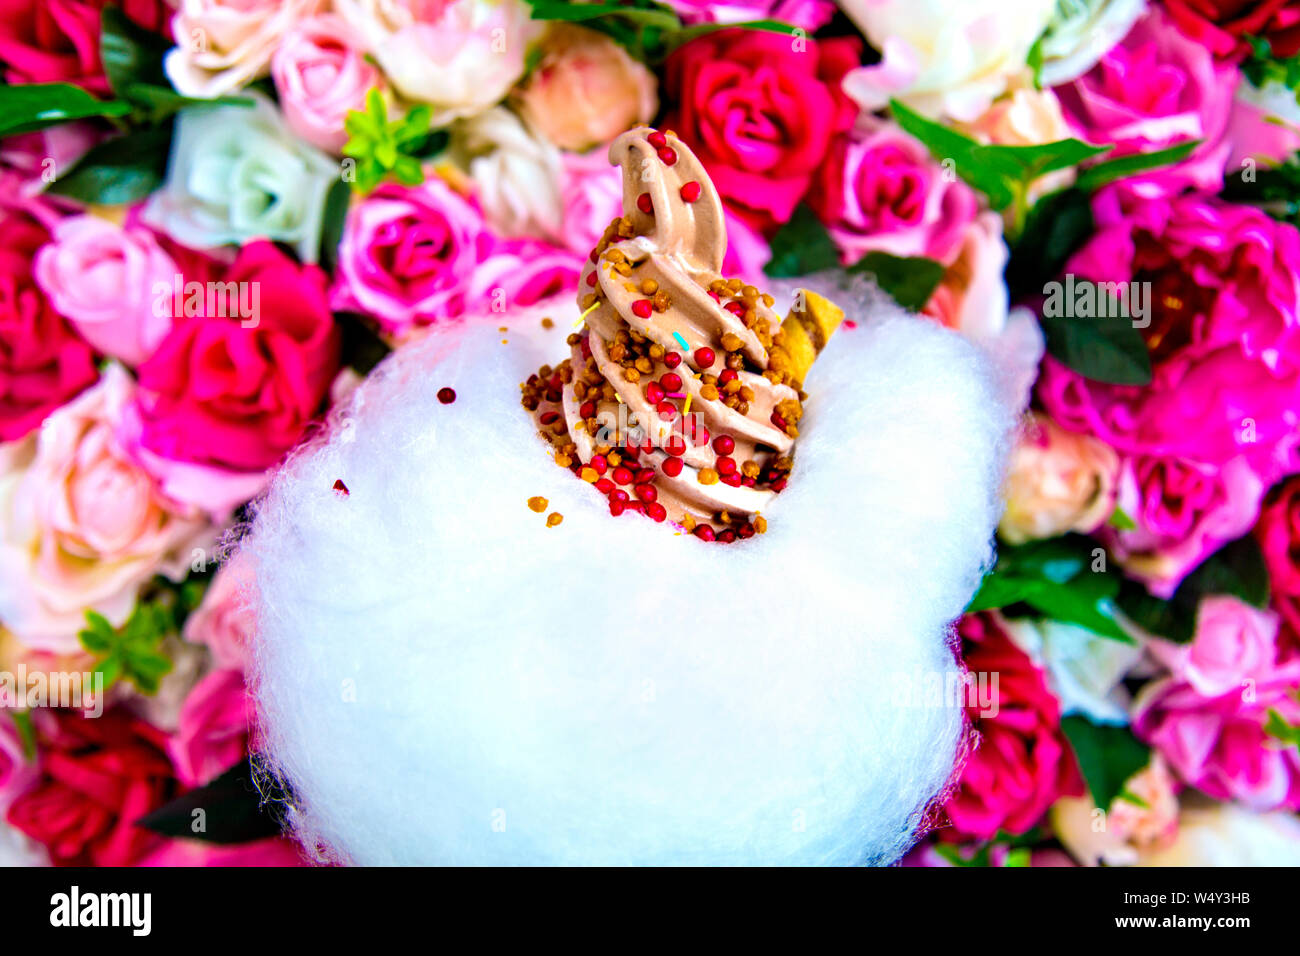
[244,284,1012,866]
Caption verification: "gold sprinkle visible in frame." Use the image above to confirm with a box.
[541,317,554,329]
[698,468,719,486]
[754,515,768,534]
[527,496,548,513]
[546,512,564,528]
[580,467,598,483]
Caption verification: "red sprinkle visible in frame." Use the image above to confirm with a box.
[771,478,788,492]
[609,500,625,517]
[694,524,716,542]
[659,371,683,392]
[635,467,656,485]
[594,477,614,493]
[612,489,630,503]
[647,502,667,522]
[589,454,608,475]
[718,369,738,385]
[680,181,701,202]
[718,529,737,543]
[712,434,735,456]
[586,271,596,287]
[636,192,653,214]
[613,466,634,485]
[645,381,665,405]
[579,400,596,419]
[665,434,688,457]
[663,351,682,369]
[724,301,746,317]
[631,299,653,319]
[720,473,742,487]
[657,146,677,166]
[539,411,559,425]
[689,422,710,448]
[693,347,715,368]
[437,387,456,404]
[635,483,657,503]
[333,479,349,496]
[661,456,683,477]
[656,401,678,422]
[716,456,737,476]
[647,130,667,149]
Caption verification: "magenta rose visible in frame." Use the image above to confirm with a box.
[167,668,251,788]
[1135,596,1300,809]
[0,0,166,93]
[1162,0,1300,58]
[1056,8,1238,196]
[1105,454,1266,597]
[333,177,579,335]
[138,834,305,866]
[1037,187,1300,486]
[5,708,175,866]
[943,613,1085,841]
[662,29,861,232]
[663,0,836,31]
[132,239,340,485]
[0,207,99,442]
[1256,477,1300,640]
[808,117,979,266]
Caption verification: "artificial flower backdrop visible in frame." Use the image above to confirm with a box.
[1,0,1300,866]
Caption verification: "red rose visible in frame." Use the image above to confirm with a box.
[1256,476,1300,645]
[0,0,168,93]
[942,613,1084,841]
[0,208,98,442]
[1162,0,1300,58]
[134,239,341,474]
[6,709,176,866]
[662,28,861,233]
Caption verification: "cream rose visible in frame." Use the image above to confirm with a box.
[0,366,212,653]
[335,0,536,126]
[512,23,658,152]
[1051,756,1179,866]
[142,92,337,263]
[1038,0,1148,87]
[999,412,1120,544]
[839,0,1057,121]
[165,0,325,98]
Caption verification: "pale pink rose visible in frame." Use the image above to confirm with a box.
[0,707,39,811]
[1226,80,1300,169]
[335,0,535,125]
[0,122,101,204]
[1106,455,1265,599]
[167,667,250,788]
[33,213,177,367]
[183,553,257,672]
[271,13,381,154]
[0,365,211,653]
[807,117,979,267]
[1051,755,1179,866]
[513,23,658,152]
[999,413,1120,545]
[921,212,1045,411]
[1134,597,1300,810]
[165,0,325,98]
[557,147,623,256]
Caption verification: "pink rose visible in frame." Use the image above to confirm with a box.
[1105,455,1265,597]
[557,147,624,257]
[0,123,102,203]
[1056,8,1238,197]
[1135,596,1300,810]
[183,553,257,672]
[34,213,177,367]
[132,240,341,506]
[943,613,1085,841]
[0,0,166,93]
[512,24,658,152]
[1037,187,1300,485]
[0,713,39,812]
[1257,477,1300,640]
[138,834,305,866]
[333,177,579,334]
[662,0,836,31]
[662,29,861,232]
[0,207,99,443]
[808,118,978,267]
[271,13,381,154]
[0,365,210,652]
[167,668,251,788]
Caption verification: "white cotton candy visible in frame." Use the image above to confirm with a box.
[244,287,1011,866]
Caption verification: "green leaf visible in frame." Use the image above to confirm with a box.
[318,177,352,276]
[341,89,430,194]
[1264,708,1300,748]
[100,4,171,96]
[10,710,37,761]
[1107,505,1137,531]
[1075,141,1201,192]
[136,759,286,844]
[0,83,132,137]
[1060,716,1151,810]
[763,203,840,278]
[1027,35,1045,91]
[1179,534,1270,608]
[1039,308,1152,386]
[1005,187,1094,298]
[336,311,394,375]
[47,122,172,204]
[848,251,945,311]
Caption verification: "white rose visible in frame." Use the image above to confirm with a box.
[451,107,564,243]
[839,0,1057,121]
[1135,804,1300,866]
[1038,0,1148,87]
[165,0,325,98]
[1002,616,1143,724]
[335,0,537,126]
[143,92,338,264]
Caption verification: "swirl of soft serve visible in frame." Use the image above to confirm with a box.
[523,127,832,542]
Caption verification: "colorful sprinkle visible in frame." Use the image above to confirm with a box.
[437,387,456,404]
[672,332,689,351]
[527,496,548,513]
[546,512,564,528]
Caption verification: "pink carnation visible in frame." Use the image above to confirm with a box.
[332,177,580,335]
[808,118,978,267]
[1135,596,1300,810]
[1037,187,1300,485]
[1056,8,1238,197]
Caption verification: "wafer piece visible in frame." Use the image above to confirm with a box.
[772,290,846,389]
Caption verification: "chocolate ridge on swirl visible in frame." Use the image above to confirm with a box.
[521,127,809,542]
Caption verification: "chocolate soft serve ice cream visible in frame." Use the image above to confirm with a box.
[521,127,845,542]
